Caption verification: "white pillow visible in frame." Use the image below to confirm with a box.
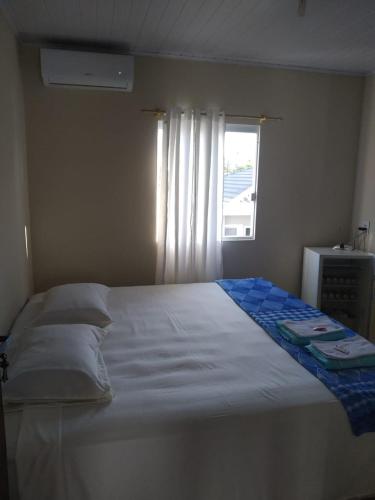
[4,324,113,404]
[34,283,112,328]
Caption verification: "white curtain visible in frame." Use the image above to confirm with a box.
[156,108,225,284]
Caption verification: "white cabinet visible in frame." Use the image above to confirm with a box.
[301,247,373,338]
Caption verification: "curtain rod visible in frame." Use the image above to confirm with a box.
[141,108,282,123]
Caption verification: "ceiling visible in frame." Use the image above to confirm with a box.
[1,0,375,74]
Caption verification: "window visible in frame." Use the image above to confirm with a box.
[156,118,261,245]
[222,123,260,240]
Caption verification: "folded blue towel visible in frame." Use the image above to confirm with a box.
[278,324,347,346]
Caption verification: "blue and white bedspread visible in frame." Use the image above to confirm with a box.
[216,277,375,436]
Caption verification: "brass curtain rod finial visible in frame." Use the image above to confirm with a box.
[153,109,166,119]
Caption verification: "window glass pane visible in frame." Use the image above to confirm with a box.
[223,126,259,239]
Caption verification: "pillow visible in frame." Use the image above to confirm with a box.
[33,283,112,328]
[4,324,113,404]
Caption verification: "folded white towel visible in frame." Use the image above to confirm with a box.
[278,317,344,338]
[310,336,375,360]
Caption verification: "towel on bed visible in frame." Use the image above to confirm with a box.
[306,336,375,370]
[277,317,346,345]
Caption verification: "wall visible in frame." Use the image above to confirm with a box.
[20,46,363,294]
[351,75,375,340]
[0,13,32,332]
[351,75,375,251]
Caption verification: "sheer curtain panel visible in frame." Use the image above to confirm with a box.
[156,109,225,284]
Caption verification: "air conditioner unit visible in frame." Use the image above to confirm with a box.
[40,48,134,92]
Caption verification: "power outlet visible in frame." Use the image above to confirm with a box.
[359,221,370,232]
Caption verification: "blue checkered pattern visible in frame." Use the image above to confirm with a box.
[217,277,375,436]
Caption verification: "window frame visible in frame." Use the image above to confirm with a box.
[221,122,260,242]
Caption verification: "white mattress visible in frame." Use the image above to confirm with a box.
[5,283,375,500]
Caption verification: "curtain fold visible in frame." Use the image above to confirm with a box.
[156,108,225,284]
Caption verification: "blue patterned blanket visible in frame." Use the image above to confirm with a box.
[216,277,375,436]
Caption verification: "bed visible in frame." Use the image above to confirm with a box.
[5,282,375,500]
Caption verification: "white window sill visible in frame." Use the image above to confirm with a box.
[222,237,255,242]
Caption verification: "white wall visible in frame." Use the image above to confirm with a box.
[352,75,375,251]
[20,47,363,294]
[0,13,32,332]
[351,75,375,339]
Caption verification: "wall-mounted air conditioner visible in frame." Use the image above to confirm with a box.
[40,48,134,92]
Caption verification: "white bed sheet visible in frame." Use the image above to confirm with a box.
[5,283,375,500]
